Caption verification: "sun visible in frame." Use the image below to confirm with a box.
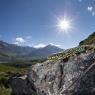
[58,18,71,31]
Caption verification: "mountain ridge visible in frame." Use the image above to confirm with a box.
[0,41,63,60]
[79,32,95,45]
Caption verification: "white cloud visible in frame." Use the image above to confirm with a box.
[87,6,95,16]
[16,37,25,43]
[14,37,26,46]
[49,43,61,47]
[87,6,93,12]
[33,43,61,48]
[34,43,46,48]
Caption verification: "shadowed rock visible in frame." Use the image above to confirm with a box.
[6,75,37,95]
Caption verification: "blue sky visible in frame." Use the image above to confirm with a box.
[0,0,95,49]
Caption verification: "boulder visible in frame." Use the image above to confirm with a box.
[6,75,37,95]
[29,51,95,95]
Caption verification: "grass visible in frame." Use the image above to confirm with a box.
[0,64,28,73]
[0,63,29,95]
[79,32,95,45]
[0,58,46,95]
[48,45,95,61]
[0,86,11,95]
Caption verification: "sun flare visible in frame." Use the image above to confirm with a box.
[58,18,71,32]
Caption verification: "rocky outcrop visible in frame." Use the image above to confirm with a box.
[29,48,95,95]
[6,75,37,95]
[6,46,95,95]
[73,66,95,95]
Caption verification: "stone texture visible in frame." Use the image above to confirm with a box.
[29,51,95,95]
[6,50,95,95]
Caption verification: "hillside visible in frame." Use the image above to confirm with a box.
[79,32,95,45]
[0,41,63,60]
[29,47,95,95]
[1,32,95,95]
[28,44,95,95]
[2,32,94,95]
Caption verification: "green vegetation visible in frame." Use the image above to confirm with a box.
[0,75,11,95]
[0,62,29,95]
[0,86,11,95]
[48,45,95,61]
[0,50,17,57]
[79,32,95,45]
[0,58,46,95]
[30,58,47,64]
[0,64,28,73]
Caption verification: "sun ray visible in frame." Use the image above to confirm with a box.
[56,17,73,34]
[58,19,70,30]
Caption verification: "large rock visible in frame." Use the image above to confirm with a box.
[6,75,37,95]
[29,50,95,95]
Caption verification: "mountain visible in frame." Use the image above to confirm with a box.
[0,41,35,55]
[28,44,63,59]
[0,41,63,60]
[8,41,95,95]
[3,32,95,95]
[79,32,95,45]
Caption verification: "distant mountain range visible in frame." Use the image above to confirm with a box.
[0,41,63,60]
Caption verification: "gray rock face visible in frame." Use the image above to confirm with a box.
[29,51,95,95]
